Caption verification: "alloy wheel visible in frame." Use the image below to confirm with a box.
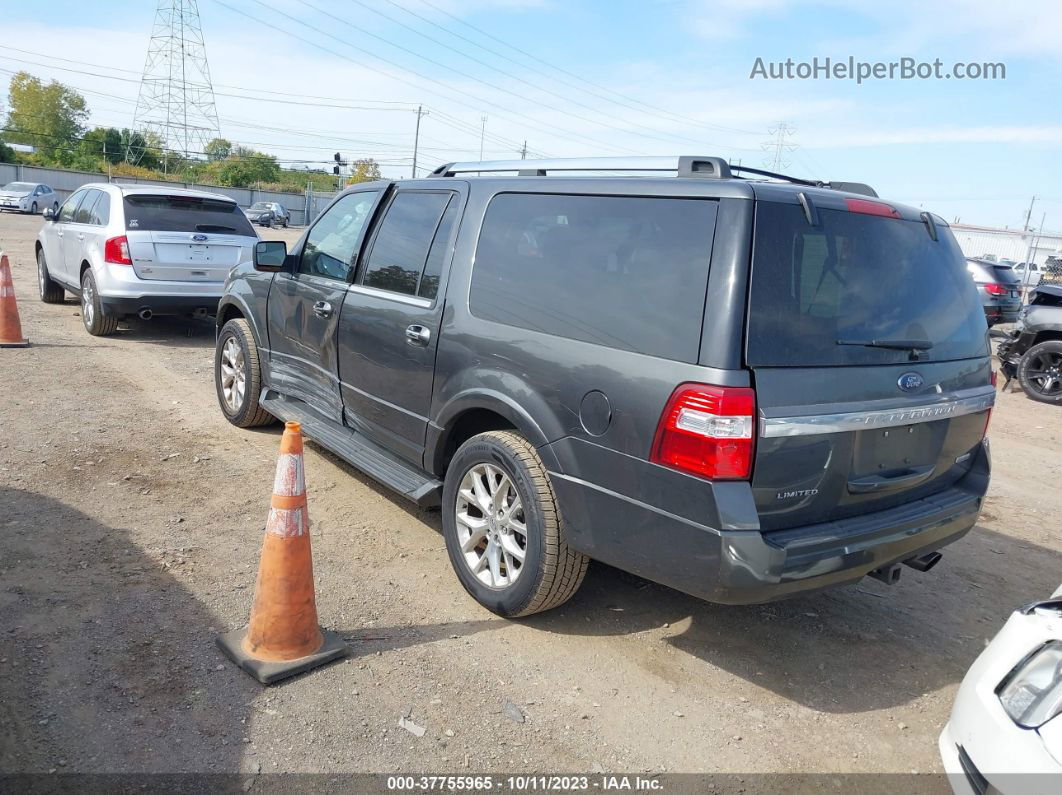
[219,336,247,413]
[1026,350,1062,397]
[37,251,46,297]
[81,274,95,327]
[455,463,528,589]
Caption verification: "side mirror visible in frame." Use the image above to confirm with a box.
[254,240,288,272]
[43,207,56,221]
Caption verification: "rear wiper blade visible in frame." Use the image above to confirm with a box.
[837,338,934,351]
[195,224,237,233]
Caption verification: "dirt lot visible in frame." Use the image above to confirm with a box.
[1,209,1060,783]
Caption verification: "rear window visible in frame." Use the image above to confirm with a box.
[470,193,717,362]
[122,195,255,235]
[991,265,1020,284]
[748,202,988,367]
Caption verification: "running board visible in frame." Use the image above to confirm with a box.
[261,392,442,508]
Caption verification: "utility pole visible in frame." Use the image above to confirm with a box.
[520,140,528,160]
[1023,196,1037,231]
[762,122,797,171]
[479,116,487,161]
[411,104,428,178]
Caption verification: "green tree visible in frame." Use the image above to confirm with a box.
[71,127,124,170]
[348,158,381,184]
[3,71,88,165]
[0,137,14,164]
[203,146,280,187]
[204,137,232,161]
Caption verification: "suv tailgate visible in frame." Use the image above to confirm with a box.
[746,195,992,531]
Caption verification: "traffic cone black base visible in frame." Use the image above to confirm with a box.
[216,627,348,685]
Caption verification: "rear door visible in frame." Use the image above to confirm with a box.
[337,187,461,465]
[266,188,385,423]
[122,194,256,283]
[746,195,993,530]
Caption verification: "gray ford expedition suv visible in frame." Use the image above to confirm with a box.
[214,156,994,617]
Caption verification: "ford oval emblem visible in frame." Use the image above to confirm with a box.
[192,233,208,242]
[898,372,924,392]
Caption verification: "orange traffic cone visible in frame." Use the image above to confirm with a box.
[0,252,29,348]
[217,421,348,683]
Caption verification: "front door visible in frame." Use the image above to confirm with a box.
[266,188,384,424]
[338,187,462,466]
[52,188,88,284]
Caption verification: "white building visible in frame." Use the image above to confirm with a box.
[951,223,1062,266]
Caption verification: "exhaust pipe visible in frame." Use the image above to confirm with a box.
[904,551,943,573]
[868,564,902,585]
[138,308,153,320]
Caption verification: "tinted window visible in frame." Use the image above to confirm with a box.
[748,202,988,366]
[59,189,87,223]
[73,190,101,224]
[122,195,255,235]
[470,193,716,362]
[88,192,111,226]
[361,192,454,297]
[299,191,379,280]
[418,197,458,301]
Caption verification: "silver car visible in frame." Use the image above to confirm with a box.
[0,182,59,215]
[35,184,259,336]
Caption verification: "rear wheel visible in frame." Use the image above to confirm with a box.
[29,202,37,215]
[215,318,273,427]
[80,268,118,336]
[442,431,589,617]
[37,248,65,304]
[1018,341,1062,404]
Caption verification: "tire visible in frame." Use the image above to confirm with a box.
[37,248,65,304]
[52,202,58,213]
[1018,340,1062,404]
[442,431,589,617]
[30,202,37,215]
[215,318,273,427]
[80,268,118,336]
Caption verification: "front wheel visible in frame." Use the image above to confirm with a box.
[442,431,589,617]
[215,318,273,427]
[37,248,65,303]
[80,268,118,336]
[29,202,37,215]
[1018,341,1062,404]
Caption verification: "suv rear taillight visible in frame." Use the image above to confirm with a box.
[104,235,132,265]
[651,384,756,480]
[983,283,1008,296]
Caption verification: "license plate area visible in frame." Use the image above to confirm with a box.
[188,245,209,262]
[850,421,944,477]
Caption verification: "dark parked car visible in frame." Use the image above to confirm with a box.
[967,258,1022,327]
[213,156,994,617]
[245,201,289,228]
[998,284,1062,404]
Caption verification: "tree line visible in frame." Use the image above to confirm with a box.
[0,71,381,191]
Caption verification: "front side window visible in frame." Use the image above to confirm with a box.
[299,191,379,281]
[361,192,454,297]
[469,193,717,362]
[59,189,87,223]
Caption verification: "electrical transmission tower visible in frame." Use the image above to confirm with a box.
[763,122,798,171]
[130,0,221,168]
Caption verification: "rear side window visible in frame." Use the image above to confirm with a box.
[361,191,454,298]
[748,202,989,366]
[87,192,110,226]
[122,195,255,235]
[470,193,717,362]
[72,190,100,224]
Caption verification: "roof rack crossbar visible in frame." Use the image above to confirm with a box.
[429,156,731,179]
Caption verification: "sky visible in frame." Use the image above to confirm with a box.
[2,0,1061,229]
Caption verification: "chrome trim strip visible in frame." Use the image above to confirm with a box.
[347,283,432,308]
[760,386,995,438]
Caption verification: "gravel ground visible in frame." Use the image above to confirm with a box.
[1,210,1061,784]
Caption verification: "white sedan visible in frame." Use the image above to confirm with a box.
[0,181,59,214]
[940,584,1062,794]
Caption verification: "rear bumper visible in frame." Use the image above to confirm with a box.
[547,438,989,605]
[985,301,1022,324]
[101,295,222,317]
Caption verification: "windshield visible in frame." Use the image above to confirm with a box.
[123,195,256,236]
[748,202,988,366]
[3,182,34,192]
[249,202,269,211]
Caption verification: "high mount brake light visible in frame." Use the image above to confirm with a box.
[104,235,132,265]
[651,384,756,480]
[845,198,901,219]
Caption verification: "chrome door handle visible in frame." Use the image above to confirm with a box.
[77,233,84,240]
[312,301,333,319]
[405,325,431,346]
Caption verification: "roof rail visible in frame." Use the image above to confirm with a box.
[429,156,732,179]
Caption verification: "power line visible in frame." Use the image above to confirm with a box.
[763,122,798,171]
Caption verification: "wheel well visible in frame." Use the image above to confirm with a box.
[1032,330,1062,345]
[79,260,91,280]
[217,303,245,328]
[438,409,516,474]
